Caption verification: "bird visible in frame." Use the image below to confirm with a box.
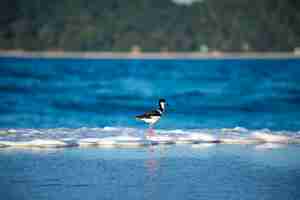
[136,99,167,136]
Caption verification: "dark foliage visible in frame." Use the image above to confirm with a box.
[0,0,299,51]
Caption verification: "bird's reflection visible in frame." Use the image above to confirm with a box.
[144,144,169,199]
[145,145,160,176]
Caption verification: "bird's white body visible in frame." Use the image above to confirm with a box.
[139,116,160,125]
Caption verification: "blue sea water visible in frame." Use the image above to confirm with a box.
[0,57,300,130]
[1,57,300,200]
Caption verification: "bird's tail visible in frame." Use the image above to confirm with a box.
[135,115,142,120]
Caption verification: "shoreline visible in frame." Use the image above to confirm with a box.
[1,50,300,59]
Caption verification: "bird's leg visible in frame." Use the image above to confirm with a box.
[148,125,155,136]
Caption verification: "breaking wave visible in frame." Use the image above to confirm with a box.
[0,126,299,149]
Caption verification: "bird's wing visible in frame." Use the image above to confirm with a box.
[136,110,161,119]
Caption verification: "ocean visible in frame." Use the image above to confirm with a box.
[0,57,300,200]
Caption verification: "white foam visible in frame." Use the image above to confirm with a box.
[146,135,175,144]
[8,129,17,133]
[220,138,259,144]
[0,127,299,149]
[79,136,147,147]
[112,135,142,141]
[255,143,286,150]
[102,126,137,133]
[222,126,248,132]
[175,133,218,143]
[112,136,148,146]
[252,132,290,143]
[160,129,186,134]
[175,136,196,144]
[103,126,121,131]
[29,129,42,134]
[191,143,216,149]
[189,133,218,142]
[0,139,70,148]
[78,138,106,146]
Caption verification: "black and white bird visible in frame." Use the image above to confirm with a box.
[136,99,167,134]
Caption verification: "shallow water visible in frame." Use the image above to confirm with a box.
[1,145,300,200]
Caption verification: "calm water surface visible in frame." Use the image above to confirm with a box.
[1,145,300,200]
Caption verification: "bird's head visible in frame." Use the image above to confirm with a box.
[159,99,167,111]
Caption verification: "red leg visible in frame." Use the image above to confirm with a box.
[148,126,155,136]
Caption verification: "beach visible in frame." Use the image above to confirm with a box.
[1,50,300,60]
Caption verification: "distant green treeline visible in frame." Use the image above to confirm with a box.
[1,0,300,52]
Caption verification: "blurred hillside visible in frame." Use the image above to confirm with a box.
[1,0,300,52]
